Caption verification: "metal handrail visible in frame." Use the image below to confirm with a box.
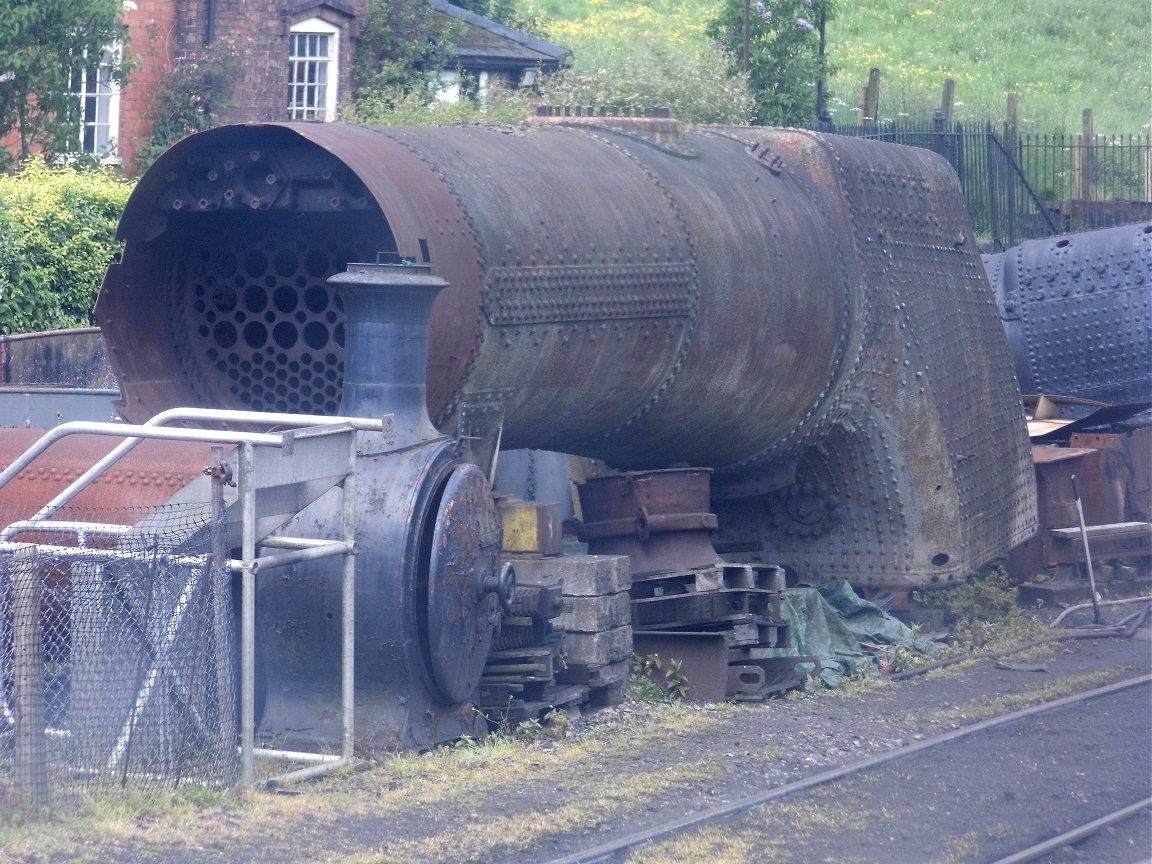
[1,521,132,548]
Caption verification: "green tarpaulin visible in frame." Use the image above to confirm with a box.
[775,581,938,687]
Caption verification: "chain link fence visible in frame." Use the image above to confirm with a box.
[1,504,236,803]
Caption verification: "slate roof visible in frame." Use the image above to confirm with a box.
[430,0,570,71]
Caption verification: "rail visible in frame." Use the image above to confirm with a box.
[546,674,1152,864]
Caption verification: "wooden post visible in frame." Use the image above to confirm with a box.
[1005,93,1019,145]
[939,78,955,127]
[862,68,881,126]
[12,544,48,805]
[1080,108,1096,200]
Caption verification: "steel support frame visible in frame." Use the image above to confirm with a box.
[0,410,377,789]
[234,433,360,787]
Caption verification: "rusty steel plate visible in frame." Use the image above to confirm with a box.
[0,429,213,520]
[427,462,502,704]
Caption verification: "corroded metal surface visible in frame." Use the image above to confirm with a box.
[255,261,503,750]
[427,462,502,703]
[0,328,115,389]
[0,432,210,518]
[983,222,1152,404]
[579,468,720,577]
[100,120,1036,590]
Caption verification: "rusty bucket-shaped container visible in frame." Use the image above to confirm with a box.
[579,468,720,578]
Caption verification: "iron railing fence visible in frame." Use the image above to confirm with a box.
[815,119,1152,251]
[0,504,237,803]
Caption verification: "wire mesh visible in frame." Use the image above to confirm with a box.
[0,504,237,800]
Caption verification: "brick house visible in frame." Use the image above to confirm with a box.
[80,0,569,172]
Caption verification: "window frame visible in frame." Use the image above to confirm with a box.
[74,45,121,161]
[287,17,340,122]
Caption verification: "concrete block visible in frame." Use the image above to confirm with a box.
[509,554,630,596]
[559,591,632,633]
[562,625,632,666]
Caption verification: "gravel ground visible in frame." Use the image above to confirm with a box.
[4,603,1150,864]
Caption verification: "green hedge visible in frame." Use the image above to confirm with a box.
[0,161,134,334]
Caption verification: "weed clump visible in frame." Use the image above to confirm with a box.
[628,653,689,703]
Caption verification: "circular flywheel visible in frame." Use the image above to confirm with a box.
[426,463,503,704]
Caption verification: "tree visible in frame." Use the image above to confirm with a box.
[0,0,126,167]
[352,0,458,109]
[708,0,834,126]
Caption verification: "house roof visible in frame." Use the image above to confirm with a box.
[282,0,356,18]
[430,0,570,70]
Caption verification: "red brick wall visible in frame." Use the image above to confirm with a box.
[119,0,179,173]
[4,1,366,173]
[209,1,360,125]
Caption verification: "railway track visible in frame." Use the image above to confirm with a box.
[549,674,1152,864]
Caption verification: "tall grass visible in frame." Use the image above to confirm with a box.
[522,0,1151,134]
[826,0,1151,133]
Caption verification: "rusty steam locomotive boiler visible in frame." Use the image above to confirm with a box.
[96,118,1037,748]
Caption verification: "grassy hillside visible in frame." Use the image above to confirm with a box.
[524,0,1151,133]
[827,0,1151,133]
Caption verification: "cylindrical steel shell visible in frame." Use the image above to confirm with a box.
[983,221,1152,404]
[99,123,850,475]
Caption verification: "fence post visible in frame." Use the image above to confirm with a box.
[1145,137,1151,202]
[12,543,48,805]
[210,445,238,781]
[1079,108,1096,200]
[862,68,881,126]
[986,124,1003,250]
[1005,94,1019,247]
[939,78,955,127]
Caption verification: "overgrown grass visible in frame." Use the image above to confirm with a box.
[521,0,1151,133]
[0,786,236,859]
[825,0,1151,132]
[0,702,755,862]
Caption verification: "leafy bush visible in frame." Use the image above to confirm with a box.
[351,0,462,115]
[539,38,753,124]
[0,161,133,334]
[344,80,540,126]
[707,0,834,126]
[537,0,753,124]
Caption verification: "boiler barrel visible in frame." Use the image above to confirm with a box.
[99,122,849,474]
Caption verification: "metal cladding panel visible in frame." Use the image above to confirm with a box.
[984,222,1152,403]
